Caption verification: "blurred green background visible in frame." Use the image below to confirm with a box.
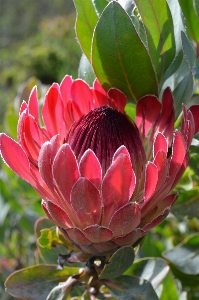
[0,1,82,299]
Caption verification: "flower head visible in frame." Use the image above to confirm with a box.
[1,75,199,255]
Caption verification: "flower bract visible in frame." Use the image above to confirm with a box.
[1,75,199,255]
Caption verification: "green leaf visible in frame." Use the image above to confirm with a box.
[74,0,98,59]
[78,54,96,86]
[172,188,199,219]
[125,258,169,289]
[159,271,184,300]
[193,0,199,17]
[103,275,159,299]
[134,0,175,82]
[5,265,80,300]
[92,0,108,16]
[163,233,199,287]
[161,0,185,82]
[179,0,199,43]
[92,1,158,102]
[46,277,78,300]
[161,33,194,118]
[99,246,135,279]
[35,217,73,264]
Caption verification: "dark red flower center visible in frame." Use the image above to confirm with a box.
[66,106,145,175]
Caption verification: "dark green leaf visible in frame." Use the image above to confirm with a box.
[92,1,158,102]
[181,31,195,69]
[159,271,183,300]
[179,0,199,43]
[161,0,185,82]
[92,0,108,16]
[118,1,147,47]
[164,233,199,275]
[35,217,73,264]
[193,0,199,17]
[46,276,78,300]
[103,275,159,299]
[161,32,194,118]
[172,188,199,219]
[99,246,135,279]
[74,0,98,59]
[134,0,175,82]
[125,258,169,289]
[5,265,80,300]
[78,54,96,86]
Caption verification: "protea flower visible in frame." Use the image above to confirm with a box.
[1,75,199,255]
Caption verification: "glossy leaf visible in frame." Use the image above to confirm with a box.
[92,1,158,102]
[125,258,169,289]
[5,265,80,300]
[194,0,199,17]
[158,271,185,300]
[78,54,96,86]
[134,0,175,82]
[163,233,199,275]
[172,188,199,219]
[35,217,74,264]
[161,0,185,82]
[161,33,194,118]
[99,246,135,279]
[92,0,108,16]
[103,275,159,299]
[179,0,199,43]
[119,0,147,47]
[74,0,98,59]
[38,228,68,249]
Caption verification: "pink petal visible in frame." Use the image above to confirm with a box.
[93,79,108,106]
[170,152,189,190]
[70,178,102,228]
[189,105,199,134]
[112,145,130,161]
[19,101,28,115]
[159,87,174,133]
[60,75,73,105]
[71,79,94,114]
[38,142,54,191]
[66,227,91,244]
[79,149,102,188]
[136,95,161,137]
[114,229,144,246]
[42,83,65,138]
[142,208,171,232]
[153,151,168,192]
[94,241,117,252]
[144,162,158,201]
[22,115,43,162]
[153,132,168,158]
[79,244,102,255]
[28,86,39,123]
[46,199,74,228]
[169,131,186,177]
[109,202,141,237]
[108,88,127,113]
[140,194,178,227]
[83,225,113,243]
[0,133,35,185]
[53,144,80,203]
[102,154,136,226]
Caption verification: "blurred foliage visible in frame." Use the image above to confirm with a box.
[0,1,81,132]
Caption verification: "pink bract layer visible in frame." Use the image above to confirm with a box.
[1,75,199,255]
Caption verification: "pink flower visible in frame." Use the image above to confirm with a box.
[1,75,199,255]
